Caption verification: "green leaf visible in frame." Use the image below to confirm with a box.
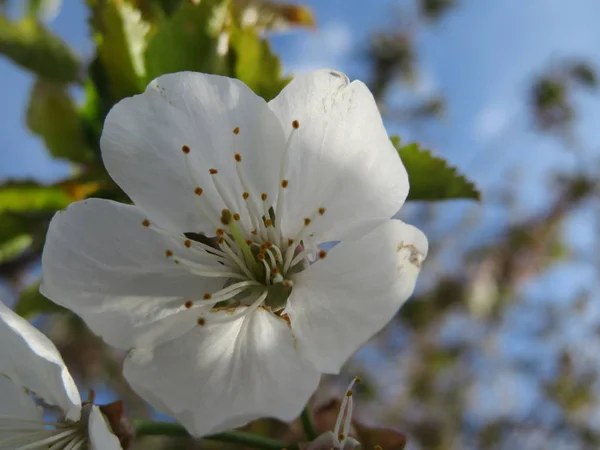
[0,180,72,214]
[144,0,228,81]
[0,234,33,265]
[26,79,94,164]
[0,14,79,83]
[14,282,66,319]
[27,0,62,22]
[392,137,480,201]
[89,0,150,101]
[230,25,288,101]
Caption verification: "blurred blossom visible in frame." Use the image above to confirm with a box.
[0,300,121,450]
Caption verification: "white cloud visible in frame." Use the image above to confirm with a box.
[473,104,510,142]
[285,21,352,73]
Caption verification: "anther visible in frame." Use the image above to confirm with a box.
[288,238,295,247]
[272,267,280,275]
[233,213,241,221]
[198,317,206,326]
[184,240,192,248]
[209,168,218,174]
[245,239,253,246]
[346,390,353,397]
[261,193,268,201]
[165,250,173,258]
[142,219,150,227]
[338,434,345,442]
[216,228,225,236]
[234,153,242,162]
[203,293,212,300]
[194,187,203,196]
[257,253,265,261]
[319,250,327,259]
[281,179,289,188]
[292,119,300,129]
[318,207,326,215]
[233,127,240,135]
[264,218,272,227]
[184,301,193,309]
[221,209,232,225]
[251,230,258,235]
[304,218,311,226]
[217,237,224,244]
[243,192,249,200]
[182,145,190,154]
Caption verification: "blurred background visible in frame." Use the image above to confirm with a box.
[1,0,600,449]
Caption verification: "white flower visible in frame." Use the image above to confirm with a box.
[301,377,362,450]
[40,69,427,437]
[0,300,121,450]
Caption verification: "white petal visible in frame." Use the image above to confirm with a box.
[41,199,224,350]
[88,406,122,450]
[0,376,43,421]
[124,308,321,437]
[269,69,408,242]
[0,377,45,448]
[101,71,287,233]
[0,301,81,420]
[286,220,427,374]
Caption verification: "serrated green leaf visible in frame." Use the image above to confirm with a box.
[230,25,288,101]
[392,137,480,201]
[0,14,79,83]
[14,282,66,319]
[89,0,150,102]
[26,79,94,164]
[144,0,227,82]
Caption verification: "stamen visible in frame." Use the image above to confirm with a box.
[172,256,246,280]
[9,426,81,450]
[232,139,267,238]
[201,280,261,306]
[62,433,87,450]
[202,290,268,325]
[179,151,224,232]
[270,243,284,262]
[210,171,242,227]
[274,123,299,245]
[283,209,322,272]
[218,240,256,280]
[289,248,312,269]
[332,377,360,449]
[265,247,278,268]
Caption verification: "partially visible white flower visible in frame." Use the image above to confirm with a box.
[0,300,121,450]
[41,69,427,437]
[301,377,361,450]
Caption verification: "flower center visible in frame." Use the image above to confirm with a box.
[0,405,92,450]
[143,120,328,326]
